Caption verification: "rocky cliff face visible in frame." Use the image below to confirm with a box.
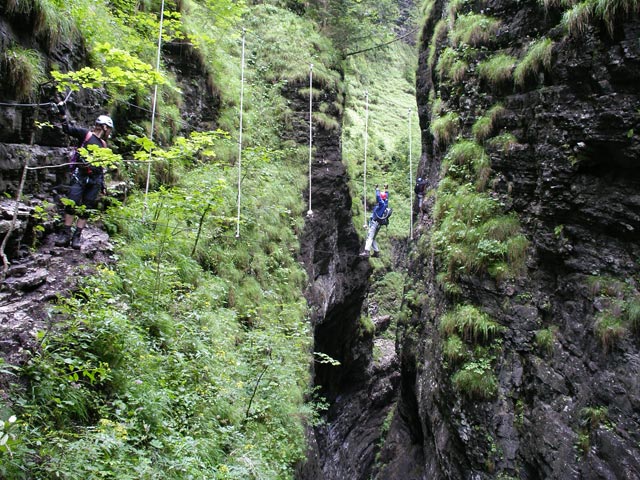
[283,73,396,479]
[376,1,640,478]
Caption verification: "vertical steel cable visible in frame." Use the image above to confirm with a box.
[363,91,369,228]
[409,108,413,240]
[307,64,313,216]
[143,0,165,214]
[235,28,246,238]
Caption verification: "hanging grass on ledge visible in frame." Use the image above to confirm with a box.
[449,13,501,47]
[514,37,554,87]
[439,304,505,343]
[441,139,491,190]
[432,182,529,283]
[436,47,468,82]
[472,103,506,143]
[0,46,46,100]
[313,111,341,130]
[430,111,460,147]
[477,53,517,88]
[487,132,518,154]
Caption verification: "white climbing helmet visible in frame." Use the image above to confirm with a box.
[96,115,114,129]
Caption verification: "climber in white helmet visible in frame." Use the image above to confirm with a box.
[54,103,114,249]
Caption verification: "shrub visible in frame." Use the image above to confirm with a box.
[430,111,460,147]
[514,37,554,87]
[477,53,517,88]
[450,13,501,47]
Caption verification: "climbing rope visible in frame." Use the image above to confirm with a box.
[363,90,369,228]
[235,28,246,238]
[408,108,413,240]
[143,0,166,214]
[307,64,313,217]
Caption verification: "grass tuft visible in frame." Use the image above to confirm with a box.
[436,47,468,82]
[514,37,554,87]
[594,312,626,352]
[472,104,506,142]
[1,46,46,100]
[477,53,517,88]
[535,326,557,354]
[487,132,518,154]
[439,304,504,343]
[430,111,460,147]
[451,358,498,399]
[450,13,501,47]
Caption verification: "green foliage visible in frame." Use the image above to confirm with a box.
[576,405,611,455]
[628,296,640,331]
[451,357,498,399]
[594,312,626,352]
[12,145,313,477]
[372,271,407,319]
[472,104,506,143]
[535,327,557,354]
[52,42,166,96]
[450,13,501,47]
[441,140,490,190]
[477,53,517,88]
[439,304,504,343]
[514,38,554,87]
[553,0,640,36]
[3,2,348,477]
[443,334,468,363]
[342,40,419,246]
[562,1,596,35]
[430,111,460,147]
[588,274,640,350]
[5,0,77,50]
[427,19,448,70]
[580,405,610,430]
[308,0,400,54]
[313,112,341,130]
[432,183,528,283]
[245,5,340,88]
[0,46,46,101]
[487,132,518,154]
[436,47,468,82]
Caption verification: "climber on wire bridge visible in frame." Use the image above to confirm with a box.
[360,184,392,259]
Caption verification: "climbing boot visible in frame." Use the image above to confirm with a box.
[71,228,83,250]
[55,226,72,247]
[359,250,370,258]
[371,251,380,258]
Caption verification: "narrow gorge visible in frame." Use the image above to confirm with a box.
[1,1,640,479]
